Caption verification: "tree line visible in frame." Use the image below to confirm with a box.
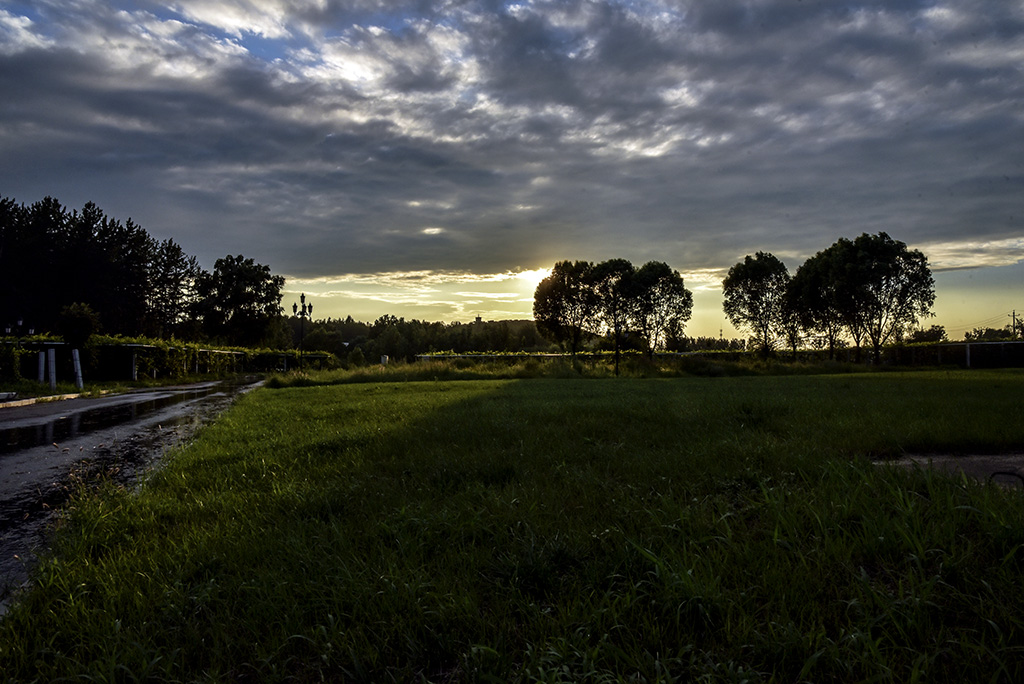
[532,233,938,365]
[0,196,287,347]
[291,315,551,362]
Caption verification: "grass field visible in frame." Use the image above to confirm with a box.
[2,369,1024,682]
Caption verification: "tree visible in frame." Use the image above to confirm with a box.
[88,214,156,336]
[630,261,693,356]
[722,251,790,357]
[194,255,285,347]
[592,258,636,374]
[0,197,29,327]
[532,260,598,357]
[6,196,68,333]
[907,325,947,343]
[841,232,935,363]
[58,302,101,350]
[787,243,850,359]
[964,326,1015,342]
[147,238,202,339]
[780,298,803,358]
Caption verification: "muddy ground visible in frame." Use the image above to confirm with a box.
[0,380,259,614]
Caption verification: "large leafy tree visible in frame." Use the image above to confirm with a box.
[841,232,935,363]
[630,261,693,356]
[532,260,598,357]
[592,259,636,374]
[787,241,850,359]
[722,251,790,356]
[194,254,286,347]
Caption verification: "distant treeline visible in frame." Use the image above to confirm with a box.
[285,314,749,365]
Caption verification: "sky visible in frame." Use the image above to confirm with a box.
[1,0,1022,339]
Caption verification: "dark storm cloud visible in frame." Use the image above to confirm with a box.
[1,0,1022,285]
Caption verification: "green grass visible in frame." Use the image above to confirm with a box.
[0,377,88,399]
[2,371,1024,682]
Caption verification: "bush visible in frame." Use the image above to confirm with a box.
[347,347,366,367]
[58,303,101,350]
[0,342,24,381]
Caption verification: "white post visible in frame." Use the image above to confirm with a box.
[37,351,45,382]
[72,349,84,389]
[132,352,138,381]
[47,348,56,391]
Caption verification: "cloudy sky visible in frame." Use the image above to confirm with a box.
[2,0,1022,338]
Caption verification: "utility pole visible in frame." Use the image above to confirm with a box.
[1012,310,1020,339]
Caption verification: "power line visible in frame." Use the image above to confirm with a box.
[943,311,1015,337]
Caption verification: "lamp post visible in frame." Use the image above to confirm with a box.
[292,293,312,369]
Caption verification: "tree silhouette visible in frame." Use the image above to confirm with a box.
[843,232,935,362]
[722,251,790,357]
[533,260,598,357]
[788,242,850,359]
[592,259,636,374]
[193,255,285,347]
[631,261,693,357]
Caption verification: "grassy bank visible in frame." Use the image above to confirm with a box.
[2,371,1024,681]
[266,353,889,387]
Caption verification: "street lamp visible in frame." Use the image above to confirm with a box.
[4,318,33,337]
[292,293,313,369]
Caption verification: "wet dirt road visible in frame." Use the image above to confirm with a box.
[0,379,260,613]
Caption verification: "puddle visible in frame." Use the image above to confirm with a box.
[879,453,1024,487]
[0,386,220,454]
[0,378,261,615]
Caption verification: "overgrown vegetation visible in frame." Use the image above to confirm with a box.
[0,332,339,392]
[267,354,884,387]
[2,370,1024,682]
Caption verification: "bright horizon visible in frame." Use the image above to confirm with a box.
[280,257,1024,342]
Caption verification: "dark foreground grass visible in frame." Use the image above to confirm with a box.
[2,371,1024,682]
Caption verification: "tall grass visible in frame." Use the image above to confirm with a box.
[263,354,884,387]
[2,371,1024,682]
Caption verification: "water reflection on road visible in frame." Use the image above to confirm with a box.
[0,378,261,614]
